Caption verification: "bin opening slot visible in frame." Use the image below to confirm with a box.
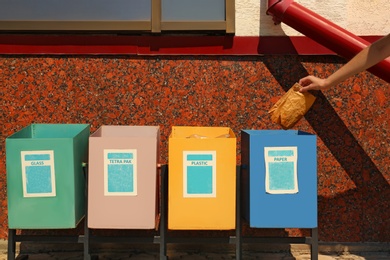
[186,134,230,139]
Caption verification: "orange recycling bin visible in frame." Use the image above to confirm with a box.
[88,125,160,229]
[168,126,236,230]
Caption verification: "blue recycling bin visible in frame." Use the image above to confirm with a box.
[241,130,317,228]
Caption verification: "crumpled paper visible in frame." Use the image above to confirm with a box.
[268,83,316,129]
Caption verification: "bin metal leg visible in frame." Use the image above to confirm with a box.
[83,164,91,260]
[7,229,16,260]
[235,165,241,260]
[83,227,91,260]
[311,228,318,260]
[7,229,28,260]
[160,164,168,260]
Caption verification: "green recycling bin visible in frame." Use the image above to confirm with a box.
[6,124,90,229]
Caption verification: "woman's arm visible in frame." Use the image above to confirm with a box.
[299,34,390,92]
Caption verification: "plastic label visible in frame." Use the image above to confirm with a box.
[183,151,216,198]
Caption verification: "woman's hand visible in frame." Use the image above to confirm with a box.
[299,76,329,92]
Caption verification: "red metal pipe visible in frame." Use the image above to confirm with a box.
[267,0,390,84]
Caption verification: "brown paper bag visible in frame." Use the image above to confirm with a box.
[268,83,316,129]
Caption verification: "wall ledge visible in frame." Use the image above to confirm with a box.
[0,35,381,56]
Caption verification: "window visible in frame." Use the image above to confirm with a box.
[0,0,235,33]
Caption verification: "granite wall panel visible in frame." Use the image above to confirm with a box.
[0,55,389,242]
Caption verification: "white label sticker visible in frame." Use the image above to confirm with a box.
[183,151,216,198]
[104,149,137,196]
[21,150,56,197]
[264,147,298,194]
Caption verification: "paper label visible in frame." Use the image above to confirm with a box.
[183,151,216,198]
[264,147,298,194]
[21,150,56,197]
[104,149,137,196]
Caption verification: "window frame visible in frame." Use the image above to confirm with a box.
[0,0,235,34]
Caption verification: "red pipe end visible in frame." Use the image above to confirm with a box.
[266,0,294,25]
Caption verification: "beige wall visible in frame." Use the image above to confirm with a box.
[236,0,390,36]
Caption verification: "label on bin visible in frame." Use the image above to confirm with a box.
[264,147,298,194]
[21,150,56,197]
[104,149,137,196]
[183,151,216,198]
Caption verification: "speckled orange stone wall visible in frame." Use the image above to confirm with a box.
[0,55,389,242]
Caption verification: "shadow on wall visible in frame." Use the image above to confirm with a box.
[261,48,390,242]
[259,0,285,36]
